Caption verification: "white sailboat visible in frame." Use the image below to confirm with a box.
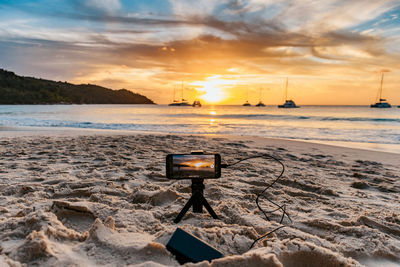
[278,78,299,108]
[370,73,391,108]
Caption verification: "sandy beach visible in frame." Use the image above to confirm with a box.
[0,130,399,266]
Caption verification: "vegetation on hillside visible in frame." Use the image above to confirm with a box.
[0,69,155,104]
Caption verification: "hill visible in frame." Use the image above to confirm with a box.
[0,69,155,104]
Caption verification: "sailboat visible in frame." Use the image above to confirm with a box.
[168,82,191,106]
[278,78,299,108]
[255,87,266,107]
[370,73,391,108]
[243,88,251,106]
[168,86,179,105]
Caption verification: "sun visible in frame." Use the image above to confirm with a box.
[191,76,231,103]
[201,87,225,103]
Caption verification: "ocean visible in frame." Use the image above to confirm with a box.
[1,104,400,153]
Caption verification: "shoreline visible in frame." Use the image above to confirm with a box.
[1,125,400,156]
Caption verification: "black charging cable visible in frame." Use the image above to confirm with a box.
[222,154,292,249]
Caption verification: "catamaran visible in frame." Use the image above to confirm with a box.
[192,100,202,107]
[278,78,299,108]
[370,73,391,108]
[168,82,191,106]
[255,87,266,107]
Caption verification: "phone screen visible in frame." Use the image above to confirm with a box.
[166,154,221,179]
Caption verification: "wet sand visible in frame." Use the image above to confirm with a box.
[0,129,399,266]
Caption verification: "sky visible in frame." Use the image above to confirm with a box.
[0,0,399,105]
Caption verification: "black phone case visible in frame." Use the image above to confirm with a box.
[166,154,221,179]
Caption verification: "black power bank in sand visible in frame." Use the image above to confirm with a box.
[166,228,224,264]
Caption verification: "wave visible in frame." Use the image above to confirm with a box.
[321,117,400,122]
[166,113,400,123]
[1,118,400,145]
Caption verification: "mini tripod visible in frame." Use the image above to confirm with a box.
[174,179,218,223]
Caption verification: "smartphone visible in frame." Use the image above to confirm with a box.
[166,154,221,179]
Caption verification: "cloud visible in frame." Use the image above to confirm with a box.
[87,0,121,12]
[380,69,391,72]
[169,0,219,17]
[72,0,121,15]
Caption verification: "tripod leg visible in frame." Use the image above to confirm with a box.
[174,195,194,223]
[201,196,218,219]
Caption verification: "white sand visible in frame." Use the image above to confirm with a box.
[0,130,399,266]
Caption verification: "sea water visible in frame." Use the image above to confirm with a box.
[1,105,399,153]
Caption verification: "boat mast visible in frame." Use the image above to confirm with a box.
[379,73,384,102]
[285,78,288,101]
[181,81,184,101]
[259,87,262,102]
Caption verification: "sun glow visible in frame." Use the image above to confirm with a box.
[191,76,232,103]
[200,88,224,103]
[194,162,206,168]
[181,160,212,168]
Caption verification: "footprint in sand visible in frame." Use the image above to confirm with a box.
[132,189,180,206]
[52,201,96,233]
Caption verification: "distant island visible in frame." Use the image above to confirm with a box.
[0,69,155,104]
